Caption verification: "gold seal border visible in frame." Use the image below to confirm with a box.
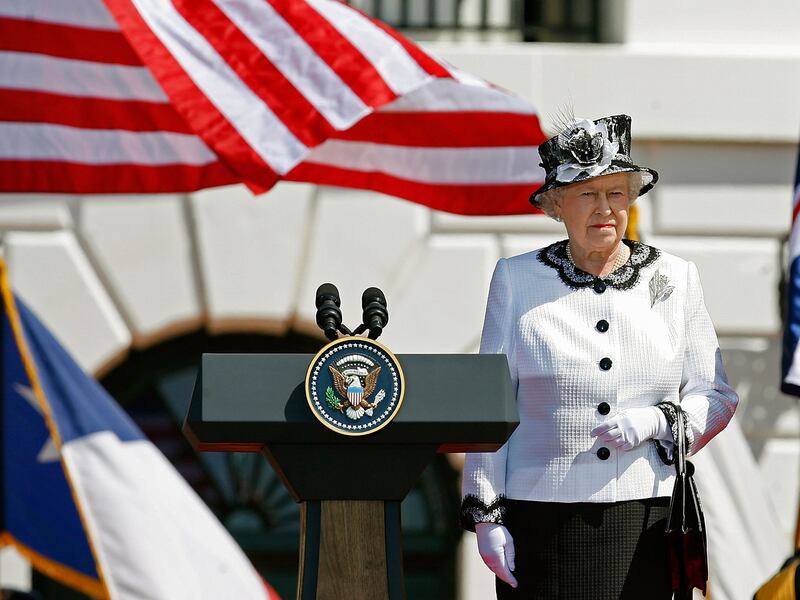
[305,336,405,437]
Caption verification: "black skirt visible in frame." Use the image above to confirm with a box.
[496,497,672,600]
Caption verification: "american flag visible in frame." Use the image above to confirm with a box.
[0,0,547,215]
[782,141,800,394]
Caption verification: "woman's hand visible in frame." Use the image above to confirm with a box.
[475,523,518,588]
[591,406,669,451]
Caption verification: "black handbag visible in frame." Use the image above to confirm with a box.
[665,405,709,599]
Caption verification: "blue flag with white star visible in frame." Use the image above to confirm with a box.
[0,264,276,600]
[2,298,104,596]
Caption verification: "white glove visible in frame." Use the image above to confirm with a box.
[591,406,670,452]
[475,523,518,588]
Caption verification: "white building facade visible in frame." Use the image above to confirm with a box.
[2,2,800,598]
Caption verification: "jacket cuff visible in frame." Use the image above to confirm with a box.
[459,494,507,532]
[655,401,691,461]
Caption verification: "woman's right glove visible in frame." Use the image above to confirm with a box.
[475,522,518,588]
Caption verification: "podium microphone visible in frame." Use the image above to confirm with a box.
[315,283,343,341]
[361,287,388,340]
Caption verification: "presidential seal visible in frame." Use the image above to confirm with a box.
[305,337,404,436]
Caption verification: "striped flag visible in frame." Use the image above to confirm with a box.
[782,142,800,395]
[0,0,239,194]
[0,0,547,215]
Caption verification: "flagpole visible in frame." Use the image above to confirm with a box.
[625,204,639,241]
[795,473,800,551]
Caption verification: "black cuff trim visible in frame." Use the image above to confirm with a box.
[460,494,507,532]
[656,402,690,464]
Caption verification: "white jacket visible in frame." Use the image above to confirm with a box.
[461,240,738,524]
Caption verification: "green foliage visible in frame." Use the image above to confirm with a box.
[326,386,343,411]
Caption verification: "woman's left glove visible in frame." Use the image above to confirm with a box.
[591,406,670,451]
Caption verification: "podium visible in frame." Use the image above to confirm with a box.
[184,351,517,600]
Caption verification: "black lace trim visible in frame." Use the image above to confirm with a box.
[460,494,507,532]
[654,402,691,465]
[536,239,660,291]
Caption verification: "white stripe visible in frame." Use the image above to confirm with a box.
[57,446,115,597]
[130,0,307,174]
[0,0,120,30]
[790,228,800,262]
[304,140,544,184]
[63,434,269,600]
[0,52,168,102]
[379,78,537,114]
[216,0,368,130]
[0,123,217,166]
[305,0,432,95]
[789,185,800,261]
[784,347,800,387]
[786,183,800,384]
[423,52,491,89]
[447,65,491,88]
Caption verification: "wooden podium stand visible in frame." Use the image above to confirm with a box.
[183,352,517,600]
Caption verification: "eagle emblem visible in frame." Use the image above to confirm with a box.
[329,363,382,420]
[306,337,404,436]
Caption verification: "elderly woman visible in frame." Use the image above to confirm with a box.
[460,114,738,599]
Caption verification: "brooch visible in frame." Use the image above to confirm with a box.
[649,271,675,308]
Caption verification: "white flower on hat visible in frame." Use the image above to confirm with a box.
[554,118,619,184]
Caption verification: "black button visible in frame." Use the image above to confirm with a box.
[597,447,610,460]
[593,280,607,294]
[598,402,610,415]
[596,319,609,333]
[599,357,613,370]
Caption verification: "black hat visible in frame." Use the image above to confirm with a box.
[529,114,658,208]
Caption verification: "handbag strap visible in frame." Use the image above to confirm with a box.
[656,401,693,469]
[674,405,688,478]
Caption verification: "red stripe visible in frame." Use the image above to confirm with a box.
[0,17,142,66]
[285,163,542,216]
[263,579,282,600]
[0,90,192,133]
[171,0,332,147]
[334,112,547,147]
[103,0,276,189]
[362,11,451,78]
[793,197,800,226]
[267,0,397,108]
[0,160,239,194]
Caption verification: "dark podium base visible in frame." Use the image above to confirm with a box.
[298,500,404,600]
[185,352,518,600]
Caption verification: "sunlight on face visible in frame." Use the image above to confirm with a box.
[555,172,632,255]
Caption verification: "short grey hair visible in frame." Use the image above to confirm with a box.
[538,171,644,221]
[538,187,566,220]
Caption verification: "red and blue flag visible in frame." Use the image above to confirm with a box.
[782,142,800,395]
[0,262,280,599]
